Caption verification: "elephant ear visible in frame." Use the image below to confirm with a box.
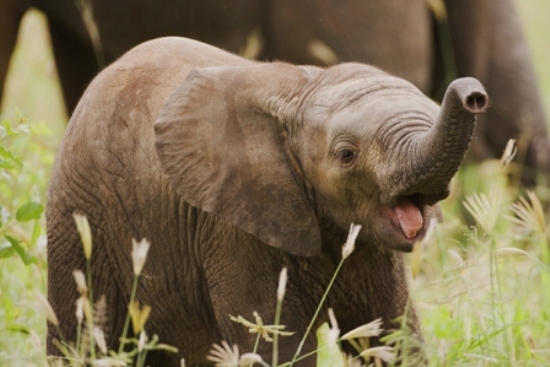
[154,64,322,256]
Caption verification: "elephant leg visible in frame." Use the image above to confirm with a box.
[0,1,28,110]
[446,0,550,183]
[332,248,424,362]
[47,19,98,114]
[202,232,319,365]
[484,0,550,183]
[46,204,127,356]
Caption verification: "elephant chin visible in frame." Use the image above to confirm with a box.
[375,193,435,253]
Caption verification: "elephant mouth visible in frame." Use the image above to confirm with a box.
[382,193,431,252]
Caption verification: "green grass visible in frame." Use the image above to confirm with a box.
[1,3,550,366]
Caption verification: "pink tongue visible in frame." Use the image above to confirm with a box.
[394,199,423,239]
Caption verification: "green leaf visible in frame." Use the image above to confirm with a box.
[1,119,18,137]
[0,146,23,169]
[31,221,41,246]
[2,298,16,323]
[0,122,6,140]
[16,201,44,222]
[316,323,345,367]
[7,324,31,335]
[0,245,16,259]
[0,160,19,170]
[5,235,37,265]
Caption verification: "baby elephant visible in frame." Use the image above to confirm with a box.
[46,37,487,365]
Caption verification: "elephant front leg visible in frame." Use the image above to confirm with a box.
[331,249,426,365]
[203,243,320,366]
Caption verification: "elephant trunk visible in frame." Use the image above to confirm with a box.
[382,77,488,205]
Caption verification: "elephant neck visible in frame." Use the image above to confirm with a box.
[313,214,392,264]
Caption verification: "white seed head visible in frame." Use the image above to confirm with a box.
[75,297,84,324]
[426,0,447,21]
[359,345,395,363]
[207,341,240,366]
[128,301,152,334]
[327,308,340,346]
[138,330,148,352]
[342,223,362,259]
[307,39,339,66]
[34,290,58,327]
[72,270,88,295]
[239,353,264,366]
[341,318,384,340]
[496,247,529,258]
[73,213,92,259]
[464,192,501,233]
[93,326,107,354]
[510,191,546,234]
[501,139,517,168]
[277,267,288,302]
[131,238,151,276]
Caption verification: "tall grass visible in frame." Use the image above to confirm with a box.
[413,160,550,366]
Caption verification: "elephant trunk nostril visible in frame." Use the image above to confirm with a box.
[465,92,488,113]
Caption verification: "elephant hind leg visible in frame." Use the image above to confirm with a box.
[46,20,99,114]
[0,1,27,109]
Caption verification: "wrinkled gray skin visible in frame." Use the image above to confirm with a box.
[47,37,488,366]
[1,0,546,182]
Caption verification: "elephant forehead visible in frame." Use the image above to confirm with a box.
[322,91,439,133]
[308,77,424,116]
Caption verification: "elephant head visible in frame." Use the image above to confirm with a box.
[154,62,487,256]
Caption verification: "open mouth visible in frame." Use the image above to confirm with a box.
[381,192,432,252]
[393,193,426,240]
[377,190,443,252]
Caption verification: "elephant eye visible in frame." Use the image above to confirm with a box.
[338,149,357,164]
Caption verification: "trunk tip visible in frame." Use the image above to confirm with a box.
[465,91,488,114]
[448,77,489,114]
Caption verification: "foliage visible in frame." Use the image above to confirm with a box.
[0,112,51,366]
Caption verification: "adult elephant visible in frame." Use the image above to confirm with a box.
[1,1,546,182]
[0,0,264,113]
[46,37,488,366]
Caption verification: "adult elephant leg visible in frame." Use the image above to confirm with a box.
[47,20,98,114]
[485,0,550,183]
[0,1,28,109]
[265,0,433,93]
[446,0,550,183]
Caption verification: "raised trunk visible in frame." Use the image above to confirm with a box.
[382,77,487,204]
